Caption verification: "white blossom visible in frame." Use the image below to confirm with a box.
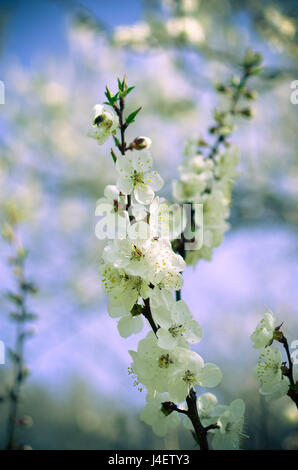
[215,147,240,182]
[255,347,286,395]
[146,238,186,290]
[149,197,187,240]
[166,17,205,44]
[116,152,163,204]
[140,393,180,437]
[211,399,246,450]
[117,313,144,338]
[186,190,230,264]
[260,375,290,402]
[129,331,183,395]
[152,296,203,350]
[99,262,150,317]
[102,221,152,278]
[90,104,118,145]
[95,185,129,239]
[251,311,276,349]
[167,349,222,403]
[114,22,150,49]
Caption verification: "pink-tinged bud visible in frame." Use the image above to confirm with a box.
[132,136,152,150]
[18,415,33,427]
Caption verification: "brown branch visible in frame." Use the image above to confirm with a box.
[280,336,298,408]
[282,337,295,387]
[186,388,210,450]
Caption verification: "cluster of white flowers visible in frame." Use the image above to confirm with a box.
[113,12,204,50]
[251,311,296,402]
[173,143,240,265]
[94,93,246,449]
[142,391,247,449]
[113,22,151,50]
[166,17,205,44]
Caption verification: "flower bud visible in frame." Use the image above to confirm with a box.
[244,49,263,68]
[132,136,152,150]
[244,89,258,100]
[161,401,176,416]
[131,304,143,317]
[1,222,14,242]
[230,75,240,87]
[18,415,33,428]
[215,83,231,96]
[239,107,254,118]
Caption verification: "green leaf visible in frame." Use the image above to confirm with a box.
[117,78,123,91]
[120,86,135,98]
[104,87,119,105]
[105,86,112,101]
[20,281,38,294]
[124,86,134,96]
[113,135,121,149]
[6,292,23,306]
[125,107,142,125]
[249,66,263,76]
[111,149,117,163]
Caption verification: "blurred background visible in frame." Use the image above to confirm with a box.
[0,0,298,450]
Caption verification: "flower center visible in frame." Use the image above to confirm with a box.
[182,369,197,384]
[113,199,119,212]
[158,354,173,368]
[130,244,144,261]
[131,171,145,187]
[168,323,186,338]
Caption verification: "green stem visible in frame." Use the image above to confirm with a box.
[5,287,27,450]
[207,71,249,160]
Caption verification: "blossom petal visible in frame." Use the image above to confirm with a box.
[104,184,119,200]
[157,328,177,350]
[134,185,155,204]
[118,315,144,338]
[116,175,133,195]
[132,151,153,173]
[200,363,222,388]
[116,155,134,174]
[107,300,128,318]
[145,171,164,191]
[229,399,245,421]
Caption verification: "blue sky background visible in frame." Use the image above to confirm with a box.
[1,0,141,65]
[0,0,297,450]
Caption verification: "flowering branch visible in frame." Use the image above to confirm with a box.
[172,49,263,303]
[251,311,298,409]
[279,335,298,408]
[1,209,37,450]
[103,81,216,447]
[93,63,261,450]
[207,49,262,160]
